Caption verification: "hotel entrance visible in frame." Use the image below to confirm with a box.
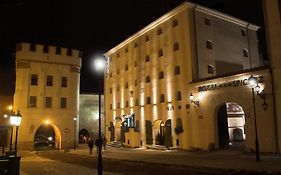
[217,102,246,149]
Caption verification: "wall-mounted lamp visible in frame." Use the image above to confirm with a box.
[167,102,174,111]
[189,93,199,107]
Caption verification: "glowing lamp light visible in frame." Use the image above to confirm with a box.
[45,120,50,125]
[10,111,22,126]
[160,123,164,127]
[189,93,194,100]
[93,56,107,72]
[48,137,53,141]
[3,114,8,118]
[73,117,77,121]
[248,75,258,88]
[8,105,13,111]
[255,84,261,93]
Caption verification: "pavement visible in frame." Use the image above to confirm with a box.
[18,144,281,174]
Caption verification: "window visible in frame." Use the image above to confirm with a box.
[146,76,150,83]
[146,97,151,104]
[46,75,53,86]
[174,66,180,75]
[176,91,182,101]
[145,55,150,62]
[29,96,37,107]
[135,99,139,106]
[56,47,61,54]
[67,48,72,56]
[241,29,246,36]
[109,88,112,94]
[117,52,120,58]
[172,19,178,27]
[61,76,67,87]
[125,82,128,89]
[110,104,112,110]
[43,45,49,53]
[145,35,149,42]
[243,49,249,57]
[208,65,215,74]
[158,49,163,57]
[31,74,38,85]
[159,71,164,79]
[125,64,128,71]
[126,101,129,108]
[206,40,213,49]
[125,47,128,53]
[157,28,163,35]
[173,42,179,51]
[61,97,67,108]
[204,17,211,25]
[117,69,120,74]
[117,102,120,108]
[117,85,120,91]
[135,80,138,87]
[45,97,52,108]
[30,44,36,51]
[160,94,165,103]
[134,42,138,48]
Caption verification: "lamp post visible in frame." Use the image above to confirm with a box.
[93,54,107,175]
[10,111,22,155]
[248,75,260,162]
[74,117,77,150]
[9,118,14,151]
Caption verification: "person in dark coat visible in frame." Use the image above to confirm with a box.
[88,139,94,154]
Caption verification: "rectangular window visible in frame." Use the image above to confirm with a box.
[31,74,38,85]
[56,47,61,55]
[134,42,138,48]
[158,49,163,57]
[157,28,163,35]
[45,97,52,108]
[61,97,67,108]
[46,75,53,86]
[145,55,150,62]
[43,45,49,53]
[172,19,178,27]
[204,17,211,25]
[61,76,67,87]
[206,40,213,49]
[208,65,215,74]
[29,96,37,107]
[241,29,246,37]
[173,42,179,51]
[174,66,180,75]
[67,48,72,56]
[145,35,149,42]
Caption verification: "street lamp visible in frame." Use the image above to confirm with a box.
[73,117,77,150]
[10,111,22,155]
[93,54,107,175]
[248,75,260,162]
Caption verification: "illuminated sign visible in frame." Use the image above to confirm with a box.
[198,75,264,92]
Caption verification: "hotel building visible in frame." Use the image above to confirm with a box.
[104,2,278,152]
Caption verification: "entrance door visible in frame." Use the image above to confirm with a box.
[146,120,153,145]
[218,104,229,148]
[34,125,56,151]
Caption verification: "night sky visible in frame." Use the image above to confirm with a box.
[0,0,264,95]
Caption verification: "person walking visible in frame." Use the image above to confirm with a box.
[95,139,99,154]
[103,137,107,150]
[88,139,94,155]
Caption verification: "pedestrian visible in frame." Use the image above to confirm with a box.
[88,139,94,154]
[103,137,107,150]
[95,139,99,154]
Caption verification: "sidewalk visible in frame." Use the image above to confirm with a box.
[68,144,281,174]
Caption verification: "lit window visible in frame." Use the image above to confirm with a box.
[31,74,38,85]
[61,76,67,87]
[157,28,163,35]
[61,97,67,108]
[173,42,179,51]
[30,44,36,51]
[204,17,211,25]
[67,48,72,56]
[146,76,150,83]
[176,91,182,101]
[46,75,53,86]
[145,55,150,62]
[159,71,164,79]
[208,65,215,74]
[45,97,52,108]
[43,45,49,53]
[158,49,163,57]
[243,49,249,57]
[145,35,149,42]
[160,94,165,103]
[206,40,213,49]
[146,97,151,104]
[29,96,37,107]
[172,19,178,27]
[174,66,180,75]
[56,47,61,55]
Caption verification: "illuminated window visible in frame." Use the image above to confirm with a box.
[146,97,151,104]
[46,75,53,86]
[30,43,36,51]
[145,55,150,62]
[43,45,49,53]
[56,47,61,55]
[146,76,150,83]
[31,74,38,85]
[204,17,211,25]
[125,47,128,53]
[176,91,182,101]
[134,42,138,48]
[61,97,67,108]
[159,71,164,79]
[241,29,246,36]
[208,65,215,74]
[174,66,180,75]
[160,94,165,103]
[135,99,139,106]
[61,76,67,87]
[157,28,163,35]
[45,97,52,108]
[125,64,128,71]
[135,80,138,87]
[206,40,213,49]
[29,96,37,107]
[125,82,128,89]
[243,49,249,57]
[145,35,149,42]
[67,48,72,56]
[173,42,179,51]
[172,19,178,27]
[126,101,129,108]
[158,49,163,57]
[117,85,120,91]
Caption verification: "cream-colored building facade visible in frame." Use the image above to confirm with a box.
[14,43,81,150]
[104,2,278,153]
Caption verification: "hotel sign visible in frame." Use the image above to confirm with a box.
[198,75,264,92]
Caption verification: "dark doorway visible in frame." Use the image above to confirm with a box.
[164,119,172,147]
[218,104,229,148]
[79,129,90,144]
[34,125,56,151]
[146,120,153,145]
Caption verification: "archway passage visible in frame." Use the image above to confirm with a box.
[153,120,164,145]
[34,125,56,151]
[79,129,90,144]
[217,102,246,149]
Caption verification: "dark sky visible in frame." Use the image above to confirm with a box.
[0,0,265,95]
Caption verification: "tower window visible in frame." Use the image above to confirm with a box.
[125,47,128,53]
[243,49,249,57]
[206,40,213,49]
[174,66,180,75]
[173,42,179,51]
[146,76,150,83]
[159,71,164,79]
[135,99,139,106]
[172,19,178,27]
[117,85,120,91]
[117,69,120,74]
[157,28,163,35]
[146,97,151,104]
[126,101,129,108]
[135,80,138,87]
[204,17,211,25]
[110,104,112,110]
[176,91,182,101]
[134,42,138,48]
[145,35,149,42]
[241,29,246,36]
[208,65,215,74]
[117,52,120,58]
[160,94,165,103]
[158,49,163,57]
[109,88,112,94]
[145,55,150,62]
